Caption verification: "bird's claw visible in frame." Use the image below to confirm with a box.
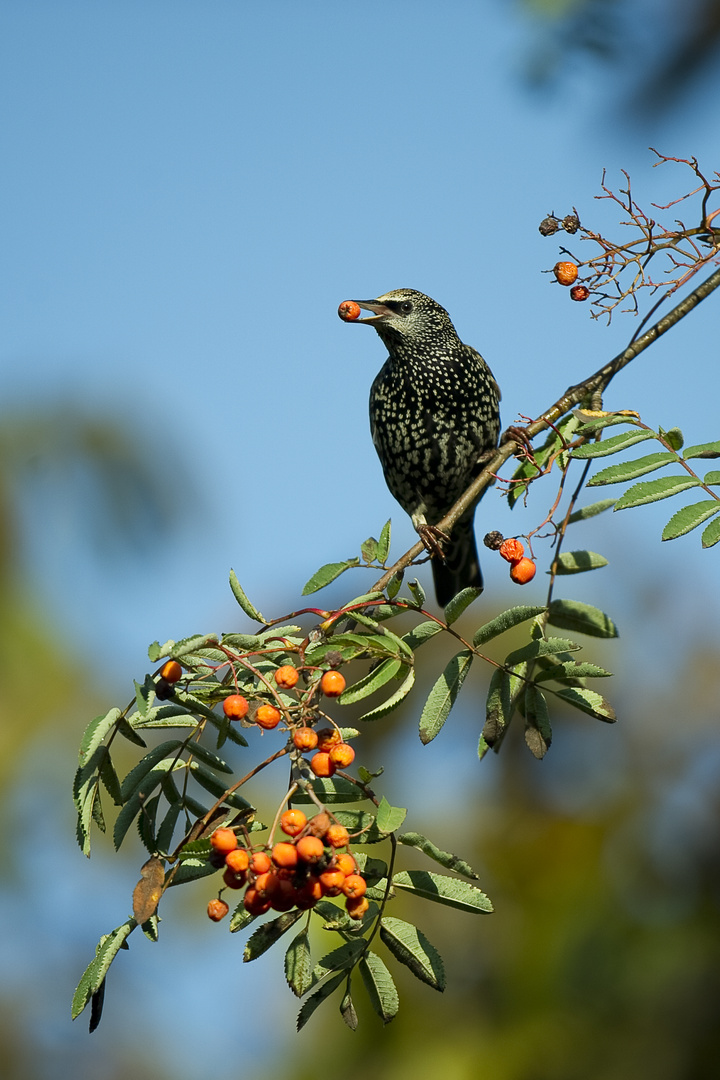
[417,524,450,561]
[501,424,533,455]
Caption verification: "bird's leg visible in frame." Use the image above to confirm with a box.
[412,512,450,561]
[501,424,533,454]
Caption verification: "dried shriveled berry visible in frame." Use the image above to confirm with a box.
[345,895,369,920]
[553,261,578,286]
[483,530,505,550]
[223,694,249,720]
[325,823,350,848]
[255,704,282,729]
[320,670,346,697]
[310,752,336,778]
[274,665,299,689]
[329,742,355,769]
[316,727,341,752]
[207,898,229,922]
[210,828,237,855]
[510,557,537,584]
[280,808,307,837]
[539,215,560,236]
[296,835,325,864]
[338,300,361,322]
[307,812,331,837]
[160,660,182,683]
[499,538,525,563]
[225,848,250,873]
[562,213,580,233]
[292,727,319,751]
[570,285,590,302]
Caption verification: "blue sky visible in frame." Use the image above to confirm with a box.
[2,3,720,1077]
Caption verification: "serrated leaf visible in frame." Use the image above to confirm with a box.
[244,910,304,962]
[547,600,618,638]
[311,939,367,987]
[361,535,378,563]
[71,920,135,1020]
[99,754,123,805]
[78,709,122,766]
[229,904,258,933]
[572,429,654,458]
[188,761,253,810]
[473,605,546,647]
[359,666,415,721]
[292,777,366,804]
[614,475,701,510]
[167,856,218,887]
[380,917,445,991]
[340,991,358,1029]
[360,952,399,1024]
[120,741,184,801]
[567,498,616,523]
[482,667,512,754]
[376,796,407,834]
[703,471,720,486]
[302,560,359,595]
[338,658,404,704]
[186,742,233,774]
[376,519,392,563]
[156,802,182,854]
[555,685,616,722]
[702,514,720,548]
[553,550,608,574]
[114,758,182,849]
[229,569,265,622]
[663,427,684,451]
[393,870,493,913]
[504,637,579,665]
[534,660,612,682]
[398,833,480,879]
[297,972,347,1030]
[402,619,444,651]
[524,685,551,759]
[332,810,384,844]
[285,929,313,998]
[444,587,482,624]
[418,650,473,744]
[588,451,677,486]
[661,500,720,540]
[132,856,165,924]
[683,440,720,460]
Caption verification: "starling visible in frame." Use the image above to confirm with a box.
[346,288,501,608]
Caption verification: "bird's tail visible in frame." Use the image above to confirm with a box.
[431,513,483,608]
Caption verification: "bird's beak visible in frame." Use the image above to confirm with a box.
[353,299,393,325]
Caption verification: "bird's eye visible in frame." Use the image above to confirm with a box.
[399,301,413,315]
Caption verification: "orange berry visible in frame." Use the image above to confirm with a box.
[249,851,272,875]
[510,557,537,584]
[269,877,297,911]
[310,752,336,778]
[210,828,237,855]
[274,665,299,689]
[553,261,578,286]
[207,898,229,922]
[295,876,323,908]
[255,704,282,729]
[342,873,367,900]
[319,868,346,896]
[243,887,271,916]
[223,694,249,720]
[345,895,369,920]
[280,808,307,837]
[253,871,279,898]
[296,835,325,864]
[334,852,357,876]
[160,660,182,683]
[222,866,247,889]
[225,848,250,873]
[271,841,299,869]
[292,726,319,751]
[498,538,524,563]
[320,670,346,697]
[325,823,350,848]
[316,727,341,752]
[329,742,355,769]
[338,300,361,322]
[570,284,590,302]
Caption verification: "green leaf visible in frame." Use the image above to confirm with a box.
[553,550,608,574]
[99,754,123,806]
[418,650,473,744]
[555,685,616,722]
[310,939,367,987]
[296,972,347,1031]
[229,569,265,622]
[524,685,551,759]
[473,605,545,647]
[338,658,405,704]
[332,810,384,845]
[572,429,655,458]
[360,952,399,1024]
[703,470,720,486]
[661,500,720,541]
[402,619,444,651]
[186,742,233,774]
[120,741,184,802]
[683,440,720,460]
[285,930,313,998]
[504,637,579,665]
[244,910,304,962]
[229,905,258,933]
[361,535,379,563]
[71,920,135,1020]
[534,659,612,682]
[444,587,482,624]
[376,519,392,563]
[393,870,493,913]
[359,666,415,721]
[567,498,617,523]
[398,833,480,879]
[302,560,359,595]
[114,758,182,849]
[292,778,366,804]
[376,796,407,834]
[587,451,677,486]
[78,709,121,766]
[547,599,618,638]
[407,579,426,607]
[662,427,684,451]
[340,991,358,1030]
[614,475,701,510]
[188,761,253,811]
[380,917,445,991]
[702,514,720,548]
[482,668,512,754]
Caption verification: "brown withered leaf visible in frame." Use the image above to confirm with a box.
[132,856,165,924]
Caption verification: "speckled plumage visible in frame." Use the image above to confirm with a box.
[351,289,501,607]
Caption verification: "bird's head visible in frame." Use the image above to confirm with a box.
[347,289,459,349]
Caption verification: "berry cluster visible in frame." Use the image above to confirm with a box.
[205,809,368,924]
[484,533,536,584]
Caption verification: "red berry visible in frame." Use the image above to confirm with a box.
[329,742,355,769]
[335,852,357,876]
[315,727,341,752]
[255,704,282,729]
[310,752,336,778]
[338,300,361,322]
[499,538,524,563]
[249,851,272,875]
[345,895,369,920]
[223,694,249,720]
[570,285,590,302]
[319,868,346,896]
[271,841,299,869]
[320,670,346,697]
[222,866,247,889]
[292,727,319,751]
[243,887,271,916]
[342,873,367,900]
[225,848,249,873]
[510,557,537,584]
[274,665,299,689]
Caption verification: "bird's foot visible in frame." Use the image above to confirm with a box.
[416,524,450,561]
[501,424,533,455]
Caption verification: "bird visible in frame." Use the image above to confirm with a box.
[344,288,501,608]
